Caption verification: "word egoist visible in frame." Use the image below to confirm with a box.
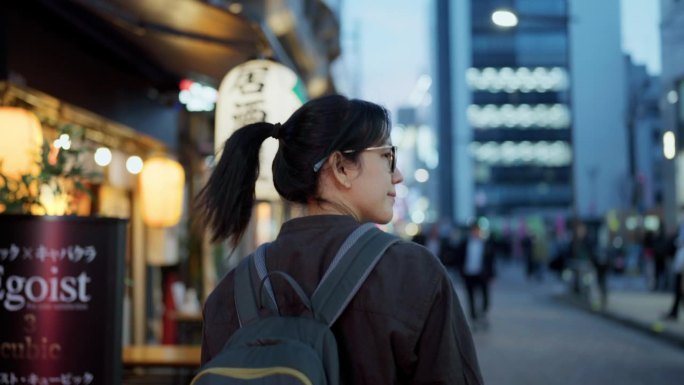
[0,266,92,312]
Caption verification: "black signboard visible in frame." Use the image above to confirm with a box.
[0,215,127,385]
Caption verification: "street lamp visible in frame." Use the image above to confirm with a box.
[491,9,519,28]
[663,131,676,160]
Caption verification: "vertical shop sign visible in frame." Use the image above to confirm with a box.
[0,215,127,385]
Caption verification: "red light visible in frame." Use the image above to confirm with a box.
[179,79,194,91]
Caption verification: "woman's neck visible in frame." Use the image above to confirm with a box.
[307,198,359,221]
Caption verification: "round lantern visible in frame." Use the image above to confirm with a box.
[0,107,43,179]
[215,59,306,200]
[140,157,185,227]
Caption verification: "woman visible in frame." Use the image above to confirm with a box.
[196,94,483,384]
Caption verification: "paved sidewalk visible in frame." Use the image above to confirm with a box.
[556,277,684,349]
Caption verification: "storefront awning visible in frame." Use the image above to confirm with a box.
[54,0,266,85]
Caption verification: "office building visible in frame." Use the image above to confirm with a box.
[434,0,628,224]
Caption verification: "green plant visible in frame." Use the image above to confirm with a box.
[0,124,101,215]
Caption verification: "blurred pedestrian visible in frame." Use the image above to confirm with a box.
[531,229,549,282]
[522,234,534,280]
[457,221,496,329]
[591,224,612,309]
[652,226,670,292]
[664,221,684,321]
[643,230,657,289]
[494,231,513,265]
[413,222,458,266]
[425,223,448,263]
[572,222,596,295]
[549,231,571,276]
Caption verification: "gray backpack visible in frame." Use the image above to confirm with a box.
[191,224,399,385]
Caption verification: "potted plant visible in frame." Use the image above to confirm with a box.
[0,124,100,215]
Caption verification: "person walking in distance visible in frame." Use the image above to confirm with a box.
[196,95,484,384]
[458,221,496,329]
[664,220,684,321]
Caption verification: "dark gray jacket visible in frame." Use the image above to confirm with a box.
[201,215,483,384]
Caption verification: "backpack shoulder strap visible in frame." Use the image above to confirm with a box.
[234,254,258,327]
[234,244,278,327]
[252,224,376,317]
[253,243,278,312]
[312,225,400,326]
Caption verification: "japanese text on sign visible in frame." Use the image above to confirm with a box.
[0,372,93,385]
[232,65,269,126]
[0,245,97,264]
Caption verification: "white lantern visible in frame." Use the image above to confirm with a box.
[0,107,43,179]
[140,157,185,227]
[215,59,306,201]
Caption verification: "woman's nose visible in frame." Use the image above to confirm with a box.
[392,167,404,184]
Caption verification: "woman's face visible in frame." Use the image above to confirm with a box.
[346,144,403,224]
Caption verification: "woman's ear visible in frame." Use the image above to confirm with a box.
[329,152,353,188]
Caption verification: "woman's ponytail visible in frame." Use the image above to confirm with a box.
[195,122,274,244]
[196,95,392,244]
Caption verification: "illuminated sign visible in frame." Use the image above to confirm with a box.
[178,79,218,112]
[0,216,127,385]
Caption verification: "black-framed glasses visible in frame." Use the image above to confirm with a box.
[342,145,397,173]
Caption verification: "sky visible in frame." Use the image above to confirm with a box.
[620,0,661,75]
[337,0,431,113]
[338,0,662,115]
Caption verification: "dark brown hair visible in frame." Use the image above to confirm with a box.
[195,94,391,245]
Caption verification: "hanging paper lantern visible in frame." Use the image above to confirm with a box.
[146,227,179,266]
[215,59,306,200]
[140,157,185,227]
[0,107,43,179]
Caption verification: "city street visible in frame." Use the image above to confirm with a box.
[450,265,684,385]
